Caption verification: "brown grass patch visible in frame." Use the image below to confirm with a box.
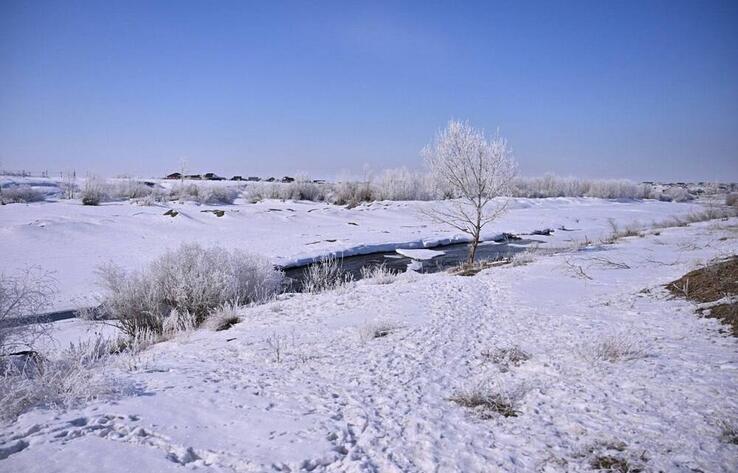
[666,256,738,335]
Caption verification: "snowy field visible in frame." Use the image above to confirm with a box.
[1,197,737,472]
[0,196,707,312]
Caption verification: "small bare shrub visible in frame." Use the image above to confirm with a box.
[265,332,286,363]
[726,193,738,208]
[302,255,353,293]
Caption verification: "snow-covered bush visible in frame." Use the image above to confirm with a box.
[204,303,241,331]
[172,182,200,201]
[284,176,326,201]
[360,264,398,284]
[98,244,284,337]
[726,193,738,208]
[659,186,693,202]
[0,268,56,355]
[358,321,397,341]
[80,177,109,205]
[513,176,650,199]
[0,337,123,421]
[0,185,46,204]
[197,185,240,205]
[302,255,353,293]
[509,251,535,267]
[332,179,373,206]
[373,168,436,201]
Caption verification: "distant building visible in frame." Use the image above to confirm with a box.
[281,176,295,183]
[265,177,275,182]
[203,173,225,181]
[166,172,182,180]
[247,176,261,182]
[231,176,243,181]
[185,174,202,180]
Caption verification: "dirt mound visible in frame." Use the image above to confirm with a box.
[667,256,738,335]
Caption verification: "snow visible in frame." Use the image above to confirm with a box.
[395,248,445,260]
[0,197,704,312]
[1,207,737,472]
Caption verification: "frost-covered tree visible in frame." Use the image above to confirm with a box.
[423,120,516,263]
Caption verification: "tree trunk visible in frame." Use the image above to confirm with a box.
[468,234,479,264]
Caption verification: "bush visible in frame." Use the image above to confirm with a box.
[98,244,283,337]
[302,255,353,293]
[513,175,649,199]
[197,185,240,205]
[659,186,693,202]
[726,193,738,208]
[80,177,109,205]
[360,264,398,284]
[0,185,46,204]
[1,268,56,355]
[0,337,122,421]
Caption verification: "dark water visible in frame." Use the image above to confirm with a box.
[282,238,539,291]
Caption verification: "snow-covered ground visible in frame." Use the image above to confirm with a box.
[0,197,705,312]
[1,206,737,471]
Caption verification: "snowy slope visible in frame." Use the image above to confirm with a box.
[2,217,736,472]
[0,198,703,311]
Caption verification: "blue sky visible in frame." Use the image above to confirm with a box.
[1,0,736,180]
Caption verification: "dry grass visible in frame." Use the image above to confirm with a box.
[584,335,649,362]
[480,346,530,372]
[667,256,738,335]
[449,388,519,418]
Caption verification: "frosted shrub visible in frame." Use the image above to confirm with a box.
[285,176,326,201]
[204,303,241,331]
[360,264,398,284]
[197,185,240,205]
[0,337,122,421]
[0,268,56,355]
[302,255,353,293]
[509,251,535,267]
[81,177,109,205]
[172,183,200,201]
[110,179,155,200]
[333,179,373,206]
[659,186,693,202]
[0,185,45,204]
[513,176,650,200]
[373,168,436,201]
[98,244,284,337]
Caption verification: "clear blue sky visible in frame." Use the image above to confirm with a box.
[1,0,736,181]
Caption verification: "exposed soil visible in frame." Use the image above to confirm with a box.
[667,255,738,335]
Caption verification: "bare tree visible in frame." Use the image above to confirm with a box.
[423,120,516,263]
